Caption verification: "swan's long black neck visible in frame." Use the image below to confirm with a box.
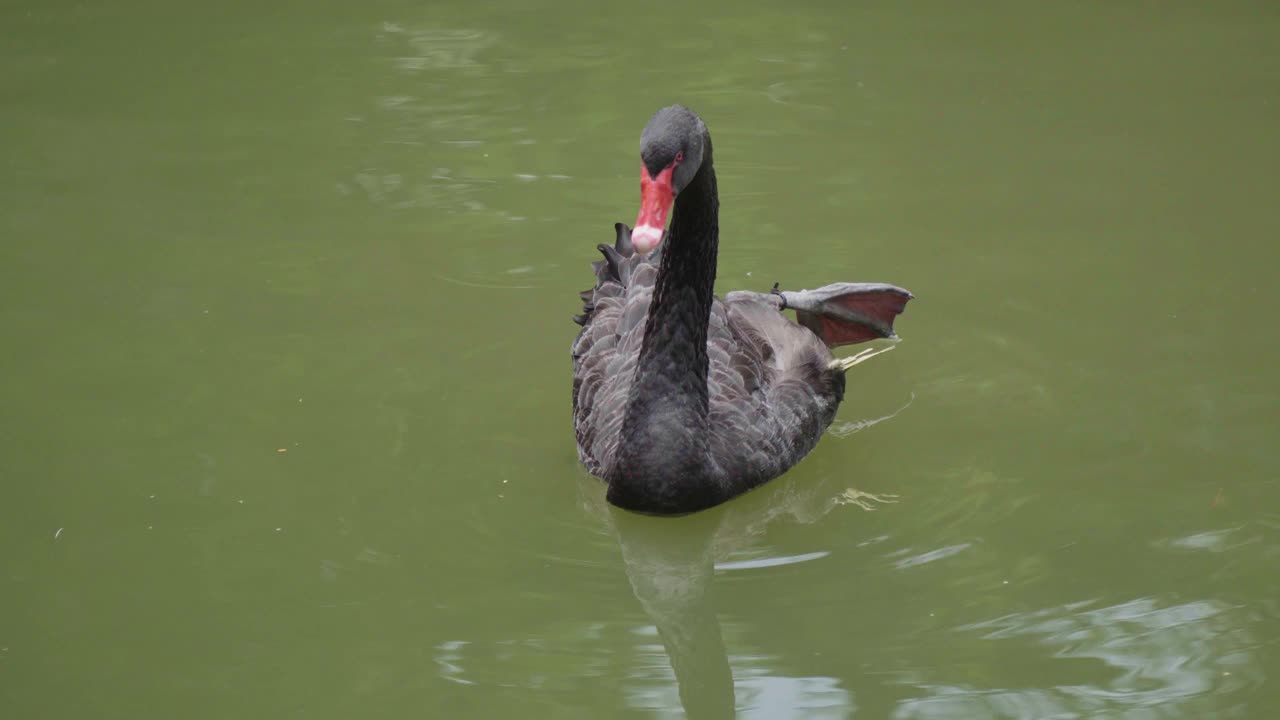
[611,157,721,513]
[639,162,719,401]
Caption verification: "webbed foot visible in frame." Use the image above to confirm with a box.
[779,282,913,348]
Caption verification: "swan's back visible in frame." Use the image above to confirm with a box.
[572,225,843,485]
[708,292,844,483]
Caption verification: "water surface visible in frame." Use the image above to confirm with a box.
[3,1,1279,717]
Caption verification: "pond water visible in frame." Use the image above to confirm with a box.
[3,1,1279,717]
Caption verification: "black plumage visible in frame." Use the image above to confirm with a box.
[572,106,912,515]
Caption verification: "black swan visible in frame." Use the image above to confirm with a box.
[572,105,912,515]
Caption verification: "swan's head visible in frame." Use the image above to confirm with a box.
[633,105,708,254]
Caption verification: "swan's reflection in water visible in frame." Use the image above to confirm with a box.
[589,466,868,718]
[610,508,735,718]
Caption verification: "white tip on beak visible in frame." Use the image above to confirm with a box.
[631,224,663,254]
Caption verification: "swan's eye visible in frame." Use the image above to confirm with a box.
[674,150,685,164]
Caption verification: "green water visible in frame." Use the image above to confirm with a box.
[4,1,1279,717]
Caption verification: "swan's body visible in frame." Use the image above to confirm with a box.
[572,106,911,515]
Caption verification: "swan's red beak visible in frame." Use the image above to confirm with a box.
[633,163,675,254]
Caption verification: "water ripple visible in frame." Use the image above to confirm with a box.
[891,543,973,570]
[893,596,1262,717]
